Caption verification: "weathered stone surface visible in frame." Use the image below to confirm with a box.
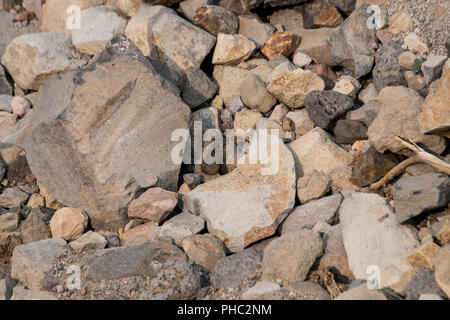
[115,0,142,17]
[238,15,276,47]
[326,5,378,78]
[0,212,19,232]
[10,286,58,300]
[433,245,450,297]
[193,5,238,36]
[212,33,256,65]
[404,32,428,56]
[233,108,263,137]
[285,109,314,137]
[405,267,446,300]
[334,119,367,144]
[0,66,12,96]
[0,232,21,262]
[388,11,412,35]
[335,282,387,300]
[346,100,380,127]
[297,170,330,204]
[438,219,450,246]
[0,187,29,208]
[210,248,261,288]
[407,242,440,271]
[180,0,208,22]
[357,83,378,104]
[183,135,296,252]
[213,66,249,106]
[392,173,450,223]
[72,6,127,55]
[182,67,218,108]
[368,86,446,154]
[240,74,276,113]
[281,194,342,234]
[0,11,39,58]
[419,59,450,137]
[11,238,66,290]
[267,68,325,109]
[13,36,190,230]
[329,0,355,13]
[49,207,88,241]
[340,191,419,294]
[242,281,281,299]
[69,231,107,253]
[261,32,300,60]
[303,0,343,28]
[181,234,226,271]
[398,51,417,70]
[262,229,323,283]
[1,32,82,90]
[421,55,447,84]
[373,40,407,91]
[269,8,303,35]
[128,187,178,223]
[120,221,157,246]
[295,28,335,66]
[333,75,361,97]
[289,128,353,177]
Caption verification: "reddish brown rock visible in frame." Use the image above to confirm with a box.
[261,32,300,60]
[128,187,178,223]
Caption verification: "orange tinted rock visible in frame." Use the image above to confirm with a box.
[127,187,178,223]
[261,32,300,60]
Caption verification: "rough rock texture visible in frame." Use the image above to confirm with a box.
[212,33,256,65]
[405,267,446,300]
[433,245,450,297]
[335,282,387,300]
[392,173,450,223]
[49,207,88,241]
[0,11,39,58]
[262,229,323,282]
[127,187,178,223]
[368,86,446,154]
[0,212,19,232]
[238,15,275,47]
[326,5,378,78]
[193,5,238,36]
[334,119,367,144]
[340,191,420,294]
[297,170,330,204]
[373,40,407,91]
[303,0,343,28]
[240,74,276,113]
[184,135,296,252]
[11,238,66,290]
[181,234,226,271]
[346,100,380,127]
[68,231,107,253]
[11,36,190,230]
[269,8,303,35]
[261,32,300,60]
[0,232,21,262]
[295,28,335,66]
[10,286,58,300]
[0,66,12,96]
[421,54,447,84]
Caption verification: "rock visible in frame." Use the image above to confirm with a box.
[261,32,300,60]
[303,0,343,29]
[269,104,289,125]
[0,11,39,58]
[19,207,53,244]
[183,135,296,252]
[242,281,281,299]
[262,229,323,283]
[240,74,276,113]
[339,191,420,294]
[297,170,330,204]
[72,6,127,55]
[10,97,31,118]
[281,194,342,234]
[292,52,312,68]
[334,120,367,144]
[294,28,335,66]
[269,8,303,35]
[256,118,285,139]
[127,187,178,223]
[285,109,314,137]
[0,232,21,262]
[373,41,407,91]
[404,71,427,90]
[49,207,88,241]
[10,286,57,300]
[419,293,444,300]
[404,33,429,56]
[238,16,276,47]
[335,282,387,300]
[182,67,218,107]
[346,100,380,127]
[368,86,446,154]
[407,242,440,271]
[233,109,263,137]
[120,221,157,246]
[181,234,226,271]
[421,54,447,85]
[0,66,12,96]
[82,238,187,281]
[305,90,354,130]
[285,281,331,300]
[179,0,208,22]
[0,212,19,232]
[212,33,256,65]
[0,187,29,208]
[419,59,450,137]
[213,66,249,106]
[329,0,355,13]
[40,0,106,32]
[433,245,450,298]
[11,238,66,290]
[12,36,190,230]
[326,5,378,78]
[398,51,417,70]
[351,145,398,187]
[388,12,412,35]
[216,0,251,14]
[357,83,378,104]
[210,248,261,288]
[392,173,450,223]
[267,68,325,109]
[69,231,107,253]
[193,5,238,36]
[405,267,446,300]
[183,173,205,190]
[438,219,450,246]
[333,75,361,97]
[1,32,83,91]
[115,0,142,17]
[36,182,61,210]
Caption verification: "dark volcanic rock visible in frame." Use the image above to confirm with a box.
[373,40,407,91]
[334,119,368,144]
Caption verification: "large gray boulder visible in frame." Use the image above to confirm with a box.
[0,11,39,58]
[11,36,191,230]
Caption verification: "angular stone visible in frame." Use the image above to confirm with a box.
[421,55,446,84]
[438,219,450,246]
[72,6,127,55]
[0,212,19,232]
[305,90,354,130]
[334,120,367,144]
[398,51,417,70]
[238,16,276,47]
[329,0,355,13]
[1,32,82,91]
[281,194,342,234]
[13,36,190,230]
[267,69,325,109]
[368,86,446,154]
[182,67,218,108]
[0,11,39,58]
[407,242,440,271]
[261,32,300,60]
[295,28,335,66]
[373,40,407,91]
[128,187,178,223]
[0,187,29,208]
[297,170,330,204]
[339,191,420,294]
[285,109,314,137]
[346,100,380,127]
[49,207,88,241]
[115,0,142,17]
[388,12,412,35]
[433,245,450,298]
[240,74,276,113]
[120,221,157,246]
[269,8,303,35]
[193,5,238,36]
[405,267,446,300]
[69,231,107,253]
[0,232,21,262]
[213,66,249,106]
[357,83,378,104]
[10,286,58,300]
[10,97,31,118]
[262,229,323,282]
[210,248,261,288]
[293,52,312,68]
[212,33,256,65]
[242,281,281,299]
[0,66,12,96]
[11,238,66,290]
[181,234,226,271]
[233,109,263,137]
[303,0,343,29]
[393,173,450,223]
[326,5,378,78]
[335,282,386,300]
[179,0,208,22]
[184,135,296,252]
[19,207,53,244]
[404,32,428,56]
[333,75,361,97]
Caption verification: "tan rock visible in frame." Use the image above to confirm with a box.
[404,33,429,56]
[285,109,314,137]
[268,104,289,125]
[127,187,178,223]
[49,207,88,241]
[433,245,450,298]
[37,182,63,210]
[405,71,427,90]
[119,221,158,246]
[27,193,45,209]
[438,219,450,246]
[398,51,417,70]
[0,232,21,261]
[407,242,441,270]
[69,231,107,253]
[294,28,335,66]
[389,12,413,35]
[297,170,330,204]
[115,0,141,17]
[0,212,19,232]
[261,32,300,60]
[234,109,263,138]
[333,75,361,97]
[10,96,31,117]
[212,33,256,65]
[181,234,226,270]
